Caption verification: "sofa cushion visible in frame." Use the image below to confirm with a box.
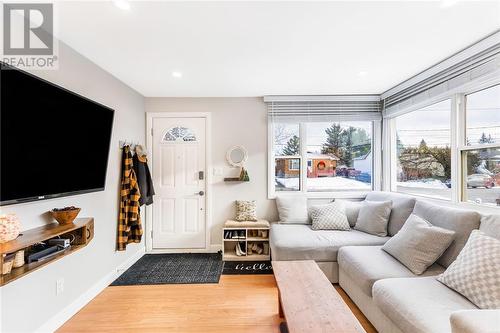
[310,202,350,231]
[337,199,363,227]
[269,224,390,262]
[438,230,500,309]
[275,195,310,224]
[450,309,500,333]
[365,191,416,236]
[382,214,455,275]
[412,200,481,267]
[480,214,500,240]
[338,246,445,297]
[373,277,477,333]
[354,200,392,236]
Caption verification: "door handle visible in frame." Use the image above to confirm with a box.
[196,191,205,196]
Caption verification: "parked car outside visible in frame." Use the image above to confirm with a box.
[467,174,495,189]
[355,172,371,184]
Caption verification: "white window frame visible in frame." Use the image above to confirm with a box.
[268,120,382,199]
[458,84,500,205]
[385,79,500,209]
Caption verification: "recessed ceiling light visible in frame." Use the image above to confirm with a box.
[171,71,183,78]
[440,0,458,8]
[358,71,368,77]
[113,0,131,11]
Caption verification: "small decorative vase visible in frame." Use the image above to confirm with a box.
[0,214,21,243]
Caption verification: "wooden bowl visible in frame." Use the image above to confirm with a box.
[50,208,81,225]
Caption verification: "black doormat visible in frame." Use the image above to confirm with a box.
[222,261,273,275]
[111,253,223,286]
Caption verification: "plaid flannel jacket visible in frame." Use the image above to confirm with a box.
[117,145,142,251]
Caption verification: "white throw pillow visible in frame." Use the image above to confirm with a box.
[438,230,500,309]
[310,201,350,231]
[354,200,392,237]
[382,214,455,275]
[275,195,309,224]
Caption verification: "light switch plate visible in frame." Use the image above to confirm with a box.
[213,167,223,176]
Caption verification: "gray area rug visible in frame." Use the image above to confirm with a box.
[111,253,223,286]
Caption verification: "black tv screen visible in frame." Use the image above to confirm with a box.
[0,63,114,205]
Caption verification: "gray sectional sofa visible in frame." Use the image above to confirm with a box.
[270,191,500,333]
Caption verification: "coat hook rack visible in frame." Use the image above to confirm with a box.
[119,141,148,156]
[119,140,139,149]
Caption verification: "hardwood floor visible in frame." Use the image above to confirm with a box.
[335,285,377,333]
[58,275,376,333]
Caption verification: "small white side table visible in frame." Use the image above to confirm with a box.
[222,220,270,261]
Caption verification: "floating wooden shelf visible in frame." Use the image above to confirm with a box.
[224,177,249,182]
[0,217,94,286]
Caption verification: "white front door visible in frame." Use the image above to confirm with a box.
[151,117,206,249]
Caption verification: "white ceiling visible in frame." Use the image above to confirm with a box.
[54,1,500,97]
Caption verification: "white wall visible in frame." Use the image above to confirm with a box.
[145,98,279,247]
[0,41,146,332]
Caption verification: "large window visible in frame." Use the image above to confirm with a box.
[271,121,374,196]
[389,84,500,207]
[461,85,500,206]
[394,99,452,200]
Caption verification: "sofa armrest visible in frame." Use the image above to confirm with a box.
[450,310,500,333]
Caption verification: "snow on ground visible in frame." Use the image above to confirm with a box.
[396,180,448,189]
[276,177,371,191]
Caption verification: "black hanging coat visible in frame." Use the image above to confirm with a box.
[132,153,155,206]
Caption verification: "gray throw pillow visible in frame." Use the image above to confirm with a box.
[310,201,350,231]
[479,214,500,240]
[412,200,480,268]
[275,195,309,224]
[382,214,455,275]
[438,230,500,309]
[354,200,392,237]
[336,199,363,227]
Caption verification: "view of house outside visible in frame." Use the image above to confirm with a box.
[396,85,500,205]
[272,85,499,204]
[273,122,372,192]
[395,99,453,200]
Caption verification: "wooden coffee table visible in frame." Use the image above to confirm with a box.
[273,260,366,333]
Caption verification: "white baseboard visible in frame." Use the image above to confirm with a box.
[36,247,145,333]
[148,244,222,254]
[209,244,222,252]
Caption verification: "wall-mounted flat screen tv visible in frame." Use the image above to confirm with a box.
[0,63,115,206]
